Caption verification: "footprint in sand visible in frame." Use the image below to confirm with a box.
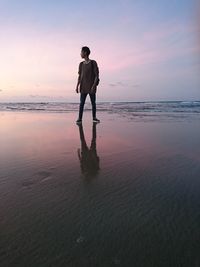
[22,170,52,187]
[36,171,52,182]
[76,235,85,243]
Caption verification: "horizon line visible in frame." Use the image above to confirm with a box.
[0,100,200,104]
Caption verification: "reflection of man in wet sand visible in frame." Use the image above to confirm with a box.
[77,123,100,177]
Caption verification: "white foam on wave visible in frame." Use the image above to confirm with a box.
[0,101,200,115]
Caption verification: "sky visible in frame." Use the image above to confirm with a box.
[0,0,199,102]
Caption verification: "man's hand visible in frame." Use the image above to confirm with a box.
[90,86,95,94]
[76,86,79,93]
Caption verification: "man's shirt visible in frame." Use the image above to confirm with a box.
[78,60,99,94]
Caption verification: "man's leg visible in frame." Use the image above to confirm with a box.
[89,93,96,119]
[90,122,97,151]
[89,93,100,122]
[78,93,87,120]
[78,124,88,151]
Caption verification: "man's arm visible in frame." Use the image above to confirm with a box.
[91,61,99,91]
[76,78,80,93]
[76,62,82,93]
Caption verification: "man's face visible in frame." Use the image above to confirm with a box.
[80,50,86,58]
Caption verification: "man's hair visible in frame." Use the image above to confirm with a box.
[81,46,90,56]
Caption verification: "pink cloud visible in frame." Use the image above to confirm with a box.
[95,19,199,73]
[0,15,199,102]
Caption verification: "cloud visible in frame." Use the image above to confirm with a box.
[0,89,3,92]
[0,5,199,102]
[29,94,49,98]
[29,94,65,100]
[109,81,128,87]
[96,19,199,73]
[109,81,140,88]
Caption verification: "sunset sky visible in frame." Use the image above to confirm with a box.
[0,0,199,102]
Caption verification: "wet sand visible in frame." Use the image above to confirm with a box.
[0,111,200,267]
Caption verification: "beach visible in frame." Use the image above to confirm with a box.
[0,104,200,267]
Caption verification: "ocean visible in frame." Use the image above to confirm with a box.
[0,101,200,124]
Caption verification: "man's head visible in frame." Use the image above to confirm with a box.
[81,46,90,58]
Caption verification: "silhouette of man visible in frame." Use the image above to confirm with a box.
[76,46,100,124]
[77,123,100,177]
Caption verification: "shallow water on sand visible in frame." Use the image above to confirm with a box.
[0,111,200,267]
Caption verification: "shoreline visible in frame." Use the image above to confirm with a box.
[0,110,200,267]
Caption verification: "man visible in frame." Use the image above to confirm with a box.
[76,46,100,124]
[77,123,100,177]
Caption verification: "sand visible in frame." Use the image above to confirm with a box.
[0,110,200,267]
